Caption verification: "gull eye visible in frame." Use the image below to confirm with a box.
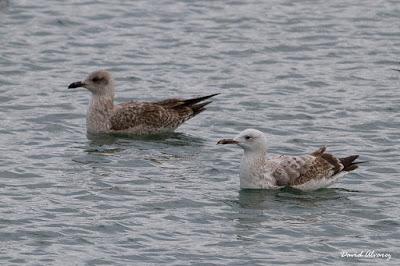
[244,135,251,140]
[92,77,102,83]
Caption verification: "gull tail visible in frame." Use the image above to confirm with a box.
[340,155,366,172]
[182,93,219,116]
[191,101,213,115]
[181,93,220,107]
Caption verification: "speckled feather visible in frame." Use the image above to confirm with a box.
[270,147,344,186]
[69,70,218,134]
[110,101,196,132]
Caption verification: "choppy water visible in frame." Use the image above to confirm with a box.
[0,0,399,265]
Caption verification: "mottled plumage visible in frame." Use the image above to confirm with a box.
[218,129,362,191]
[68,70,218,134]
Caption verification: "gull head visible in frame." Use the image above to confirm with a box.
[68,70,114,96]
[217,128,268,152]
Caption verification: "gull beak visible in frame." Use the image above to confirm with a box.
[68,81,85,89]
[217,139,239,145]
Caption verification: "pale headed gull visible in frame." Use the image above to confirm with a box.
[217,129,362,191]
[68,70,219,134]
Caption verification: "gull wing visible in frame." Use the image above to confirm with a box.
[110,102,181,131]
[110,93,219,132]
[271,147,346,186]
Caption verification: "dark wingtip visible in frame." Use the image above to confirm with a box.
[340,155,364,172]
[182,93,220,107]
[391,68,400,72]
[191,101,213,115]
[206,93,220,98]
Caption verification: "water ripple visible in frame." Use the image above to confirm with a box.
[0,0,399,265]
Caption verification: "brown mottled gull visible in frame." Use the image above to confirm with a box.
[217,129,362,191]
[68,70,219,134]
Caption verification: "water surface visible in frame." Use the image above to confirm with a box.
[0,0,399,265]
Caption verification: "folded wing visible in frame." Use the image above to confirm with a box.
[271,147,359,186]
[110,93,219,132]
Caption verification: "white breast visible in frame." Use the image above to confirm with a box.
[239,155,279,189]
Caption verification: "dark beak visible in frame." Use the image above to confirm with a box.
[217,139,239,145]
[68,81,85,89]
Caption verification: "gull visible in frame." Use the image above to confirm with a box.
[68,70,219,134]
[217,129,362,191]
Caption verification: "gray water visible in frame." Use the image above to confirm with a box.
[0,0,399,265]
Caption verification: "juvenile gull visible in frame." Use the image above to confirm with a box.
[217,129,362,191]
[68,70,219,134]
